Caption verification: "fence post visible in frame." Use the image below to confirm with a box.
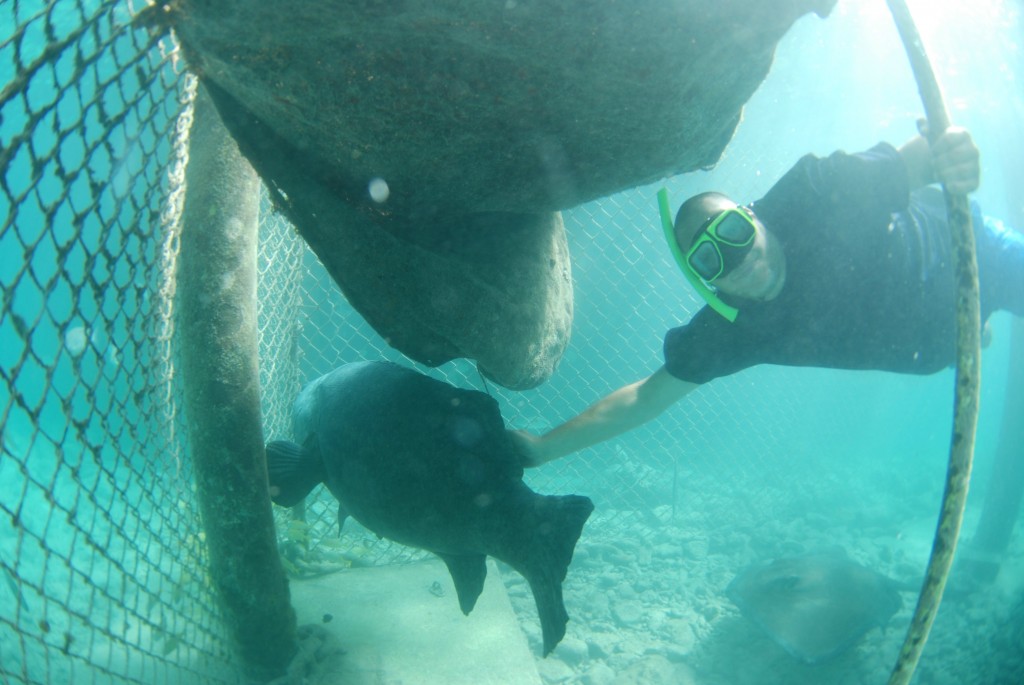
[967,318,1024,577]
[176,83,298,680]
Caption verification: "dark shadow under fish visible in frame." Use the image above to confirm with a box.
[726,552,903,664]
[266,361,593,656]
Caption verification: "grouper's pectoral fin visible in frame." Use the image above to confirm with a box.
[437,553,488,615]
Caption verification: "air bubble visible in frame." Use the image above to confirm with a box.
[64,326,87,356]
[368,177,389,203]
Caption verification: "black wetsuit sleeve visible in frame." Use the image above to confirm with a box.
[810,142,910,212]
[663,308,760,384]
[760,142,911,235]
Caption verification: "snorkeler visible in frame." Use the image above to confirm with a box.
[512,127,1024,466]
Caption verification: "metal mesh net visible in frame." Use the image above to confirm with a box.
[0,4,809,678]
[0,4,797,676]
[1,1,240,683]
[256,181,810,572]
[6,1,1019,684]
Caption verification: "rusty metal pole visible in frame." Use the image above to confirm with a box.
[177,82,298,680]
[884,1,982,683]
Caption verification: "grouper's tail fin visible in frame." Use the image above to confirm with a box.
[505,493,594,656]
[265,439,327,507]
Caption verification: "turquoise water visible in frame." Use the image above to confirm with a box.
[1,1,1022,684]
[507,3,1024,683]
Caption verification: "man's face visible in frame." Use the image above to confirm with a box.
[678,198,786,302]
[714,214,786,302]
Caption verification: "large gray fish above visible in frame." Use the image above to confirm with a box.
[265,361,594,656]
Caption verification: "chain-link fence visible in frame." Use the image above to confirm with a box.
[1,2,241,683]
[1,4,807,680]
[256,178,815,572]
[5,1,1021,684]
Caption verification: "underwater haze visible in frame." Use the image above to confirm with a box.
[1,1,1023,684]
[505,2,1024,684]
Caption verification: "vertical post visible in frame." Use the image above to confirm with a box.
[967,319,1024,576]
[177,83,298,680]
[885,1,982,684]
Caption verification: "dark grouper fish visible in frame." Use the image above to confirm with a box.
[265,361,594,656]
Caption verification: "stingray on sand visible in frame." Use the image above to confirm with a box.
[726,552,903,663]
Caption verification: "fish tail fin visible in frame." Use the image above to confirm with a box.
[265,439,327,507]
[438,553,488,615]
[507,494,594,656]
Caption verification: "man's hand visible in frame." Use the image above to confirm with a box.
[928,125,981,195]
[507,429,550,468]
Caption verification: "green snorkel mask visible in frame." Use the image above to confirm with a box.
[658,187,745,322]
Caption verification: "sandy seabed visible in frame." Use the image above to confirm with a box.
[503,458,1024,685]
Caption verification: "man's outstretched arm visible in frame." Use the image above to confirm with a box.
[510,366,699,467]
